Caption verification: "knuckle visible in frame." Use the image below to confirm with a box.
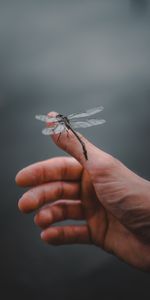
[102,154,119,170]
[62,204,68,220]
[58,181,64,199]
[58,228,65,242]
[38,187,47,207]
[90,153,121,179]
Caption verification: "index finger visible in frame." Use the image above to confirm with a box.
[15,157,82,187]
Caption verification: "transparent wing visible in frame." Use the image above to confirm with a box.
[42,124,66,135]
[68,106,104,120]
[70,119,106,128]
[35,115,58,122]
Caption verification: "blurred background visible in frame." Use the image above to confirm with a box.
[0,0,150,299]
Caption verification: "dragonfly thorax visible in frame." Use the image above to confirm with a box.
[56,114,70,124]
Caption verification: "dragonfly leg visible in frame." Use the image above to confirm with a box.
[81,140,88,160]
[57,132,62,142]
[66,128,70,138]
[76,135,88,160]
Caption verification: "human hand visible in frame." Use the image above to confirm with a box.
[16,113,150,271]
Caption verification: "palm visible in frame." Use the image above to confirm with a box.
[80,168,150,269]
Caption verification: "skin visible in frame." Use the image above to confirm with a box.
[16,113,150,272]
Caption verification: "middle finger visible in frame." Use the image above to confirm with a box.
[18,181,80,213]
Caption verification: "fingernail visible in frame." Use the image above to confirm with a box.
[15,172,21,183]
[34,215,37,224]
[18,192,37,213]
[40,231,45,240]
[18,196,24,211]
[15,169,26,185]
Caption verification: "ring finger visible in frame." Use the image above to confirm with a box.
[34,199,84,228]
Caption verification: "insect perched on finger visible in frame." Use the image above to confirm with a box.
[35,106,105,160]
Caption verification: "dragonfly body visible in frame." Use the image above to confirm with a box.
[56,114,70,128]
[35,106,105,160]
[51,114,88,159]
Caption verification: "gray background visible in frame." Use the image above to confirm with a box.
[0,0,150,299]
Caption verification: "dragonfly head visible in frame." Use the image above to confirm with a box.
[56,114,63,121]
[57,114,63,117]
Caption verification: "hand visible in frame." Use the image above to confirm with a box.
[16,113,150,271]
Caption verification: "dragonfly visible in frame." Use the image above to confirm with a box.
[35,106,105,160]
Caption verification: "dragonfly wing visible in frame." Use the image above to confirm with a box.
[35,115,58,122]
[42,126,57,135]
[68,106,104,119]
[42,124,65,135]
[71,119,106,128]
[54,124,66,134]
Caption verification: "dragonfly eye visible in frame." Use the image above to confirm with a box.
[56,114,63,120]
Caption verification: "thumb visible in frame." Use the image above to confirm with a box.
[48,112,109,169]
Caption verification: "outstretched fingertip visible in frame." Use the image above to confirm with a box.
[15,170,24,186]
